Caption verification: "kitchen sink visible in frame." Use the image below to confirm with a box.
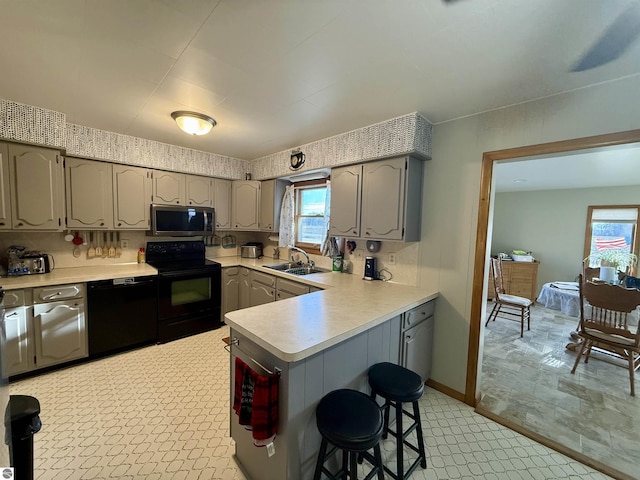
[264,263,294,271]
[264,263,330,276]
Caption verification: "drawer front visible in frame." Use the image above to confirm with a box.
[34,283,85,303]
[403,300,435,329]
[251,270,276,287]
[276,278,310,297]
[4,289,25,307]
[224,266,240,277]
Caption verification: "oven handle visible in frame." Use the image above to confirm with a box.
[159,269,218,279]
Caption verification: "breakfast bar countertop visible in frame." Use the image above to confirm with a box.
[221,256,438,363]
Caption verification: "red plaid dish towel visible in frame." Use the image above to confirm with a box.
[232,357,279,446]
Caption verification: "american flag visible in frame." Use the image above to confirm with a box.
[595,237,628,251]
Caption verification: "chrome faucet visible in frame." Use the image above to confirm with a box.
[289,246,314,269]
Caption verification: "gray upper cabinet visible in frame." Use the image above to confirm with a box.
[259,179,287,232]
[0,142,11,230]
[113,164,151,229]
[361,156,423,241]
[186,174,212,207]
[329,164,362,237]
[331,156,423,242]
[213,178,232,229]
[152,170,185,205]
[65,157,113,229]
[8,143,64,231]
[232,180,260,230]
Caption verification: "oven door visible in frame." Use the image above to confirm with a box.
[157,266,222,342]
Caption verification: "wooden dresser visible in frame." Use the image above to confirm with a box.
[488,260,539,301]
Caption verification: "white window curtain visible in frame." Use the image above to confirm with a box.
[321,180,339,257]
[278,185,295,248]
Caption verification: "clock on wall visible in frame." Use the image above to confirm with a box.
[290,150,305,171]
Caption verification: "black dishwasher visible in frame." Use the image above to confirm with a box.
[87,276,158,358]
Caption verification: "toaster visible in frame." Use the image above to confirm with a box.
[240,243,263,258]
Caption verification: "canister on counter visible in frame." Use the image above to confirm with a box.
[332,255,343,272]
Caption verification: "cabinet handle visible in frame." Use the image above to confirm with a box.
[100,222,104,226]
[353,230,357,235]
[16,223,23,227]
[365,232,370,235]
[0,222,4,226]
[176,201,180,204]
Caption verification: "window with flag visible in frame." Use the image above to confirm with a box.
[584,206,639,273]
[294,180,328,252]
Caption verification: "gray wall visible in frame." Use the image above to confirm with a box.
[418,74,640,394]
[492,185,640,290]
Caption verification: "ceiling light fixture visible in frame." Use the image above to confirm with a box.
[171,111,217,136]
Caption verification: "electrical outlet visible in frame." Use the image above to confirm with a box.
[121,239,129,249]
[355,251,364,260]
[388,253,396,265]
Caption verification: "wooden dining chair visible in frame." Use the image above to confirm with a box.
[570,274,640,396]
[486,258,533,337]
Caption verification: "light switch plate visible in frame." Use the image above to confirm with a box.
[121,239,129,249]
[388,253,396,265]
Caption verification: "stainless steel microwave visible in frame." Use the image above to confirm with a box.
[149,204,215,237]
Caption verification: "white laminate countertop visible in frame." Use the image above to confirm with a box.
[220,256,439,363]
[0,263,158,289]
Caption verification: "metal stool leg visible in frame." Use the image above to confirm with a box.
[395,401,404,480]
[314,438,329,480]
[413,400,427,469]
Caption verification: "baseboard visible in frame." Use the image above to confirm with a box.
[475,405,635,480]
[425,378,465,402]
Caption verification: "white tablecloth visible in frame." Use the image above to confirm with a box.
[537,282,580,317]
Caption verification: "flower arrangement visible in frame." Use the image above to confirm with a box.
[591,249,638,273]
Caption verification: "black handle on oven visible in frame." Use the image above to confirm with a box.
[159,269,217,279]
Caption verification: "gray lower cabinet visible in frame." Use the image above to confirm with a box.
[276,277,310,301]
[2,289,32,377]
[250,271,276,307]
[223,267,252,315]
[2,284,88,377]
[401,300,435,381]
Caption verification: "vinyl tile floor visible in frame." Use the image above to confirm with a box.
[479,303,639,479]
[10,325,612,480]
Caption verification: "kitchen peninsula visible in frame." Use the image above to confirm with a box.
[222,257,438,480]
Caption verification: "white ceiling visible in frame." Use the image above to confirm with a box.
[2,0,640,161]
[494,142,640,192]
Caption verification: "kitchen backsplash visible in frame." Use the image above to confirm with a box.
[0,232,418,285]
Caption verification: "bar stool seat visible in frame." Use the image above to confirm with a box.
[368,362,427,480]
[313,389,385,480]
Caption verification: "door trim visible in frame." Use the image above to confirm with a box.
[465,128,640,406]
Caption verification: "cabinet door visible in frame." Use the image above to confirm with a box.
[213,178,232,229]
[223,267,240,315]
[2,306,33,377]
[329,165,362,237]
[33,299,87,369]
[0,142,11,230]
[250,282,275,307]
[186,175,212,207]
[239,268,251,309]
[152,170,186,205]
[8,143,63,230]
[113,164,151,229]
[259,179,287,232]
[65,157,113,229]
[361,157,406,240]
[402,316,434,381]
[232,181,260,230]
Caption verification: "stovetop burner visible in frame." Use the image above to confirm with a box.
[146,240,220,272]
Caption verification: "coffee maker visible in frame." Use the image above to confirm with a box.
[364,256,377,281]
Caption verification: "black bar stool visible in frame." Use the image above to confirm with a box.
[368,362,427,480]
[313,389,385,480]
